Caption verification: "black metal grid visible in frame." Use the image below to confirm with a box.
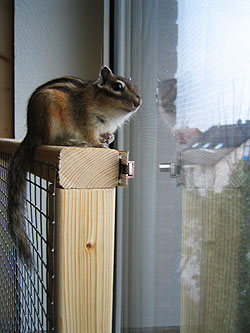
[0,151,57,332]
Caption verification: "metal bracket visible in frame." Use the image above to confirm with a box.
[118,151,135,186]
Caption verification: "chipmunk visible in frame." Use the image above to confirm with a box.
[7,66,141,265]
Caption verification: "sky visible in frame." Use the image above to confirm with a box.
[175,0,250,131]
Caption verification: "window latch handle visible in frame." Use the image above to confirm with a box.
[159,161,181,178]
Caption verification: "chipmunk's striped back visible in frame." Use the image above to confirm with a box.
[7,66,141,265]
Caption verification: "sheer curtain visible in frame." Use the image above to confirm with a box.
[114,0,159,329]
[113,0,181,331]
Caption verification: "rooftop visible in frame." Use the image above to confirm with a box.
[190,119,250,150]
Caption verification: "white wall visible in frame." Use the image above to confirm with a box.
[15,0,104,139]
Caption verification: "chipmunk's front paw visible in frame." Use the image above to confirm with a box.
[100,132,115,145]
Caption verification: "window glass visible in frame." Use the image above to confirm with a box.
[114,1,250,332]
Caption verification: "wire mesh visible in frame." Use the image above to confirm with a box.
[0,151,57,332]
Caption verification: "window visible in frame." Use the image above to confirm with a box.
[114,1,250,332]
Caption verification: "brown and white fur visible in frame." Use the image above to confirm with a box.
[7,66,141,265]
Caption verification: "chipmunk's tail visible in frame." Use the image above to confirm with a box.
[7,134,39,266]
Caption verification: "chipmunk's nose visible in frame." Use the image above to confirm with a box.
[133,95,141,108]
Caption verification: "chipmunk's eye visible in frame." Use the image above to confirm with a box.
[113,81,125,92]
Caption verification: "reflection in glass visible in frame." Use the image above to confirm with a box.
[173,2,250,331]
[116,0,250,331]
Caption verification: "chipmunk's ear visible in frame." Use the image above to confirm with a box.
[98,66,113,86]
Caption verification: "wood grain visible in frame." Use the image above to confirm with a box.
[55,188,116,332]
[0,139,120,188]
[58,147,119,189]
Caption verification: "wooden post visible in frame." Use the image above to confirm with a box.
[0,139,133,332]
[55,188,115,332]
[52,147,121,332]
